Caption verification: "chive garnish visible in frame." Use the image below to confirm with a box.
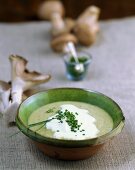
[28,109,85,133]
[46,107,55,113]
[55,109,83,132]
[28,118,55,128]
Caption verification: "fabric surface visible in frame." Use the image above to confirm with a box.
[0,17,135,170]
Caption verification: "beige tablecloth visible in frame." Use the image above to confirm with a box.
[0,17,135,170]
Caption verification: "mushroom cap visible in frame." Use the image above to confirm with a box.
[38,0,65,20]
[74,5,100,46]
[78,6,100,22]
[74,23,99,46]
[9,55,51,88]
[51,33,78,52]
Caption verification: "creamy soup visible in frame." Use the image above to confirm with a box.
[28,101,113,140]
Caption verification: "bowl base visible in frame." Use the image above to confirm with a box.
[34,141,104,160]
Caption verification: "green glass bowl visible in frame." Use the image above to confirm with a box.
[16,88,125,160]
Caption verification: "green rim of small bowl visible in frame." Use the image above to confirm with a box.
[16,88,125,148]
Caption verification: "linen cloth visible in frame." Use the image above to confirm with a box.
[0,17,135,170]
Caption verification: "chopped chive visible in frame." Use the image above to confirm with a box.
[28,117,55,127]
[46,107,55,113]
[29,109,82,133]
[54,109,82,132]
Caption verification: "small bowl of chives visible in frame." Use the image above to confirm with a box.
[63,51,92,81]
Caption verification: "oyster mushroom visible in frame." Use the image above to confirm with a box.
[9,55,51,104]
[74,6,100,46]
[0,55,51,125]
[51,33,78,52]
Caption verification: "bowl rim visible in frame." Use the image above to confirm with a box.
[16,87,125,147]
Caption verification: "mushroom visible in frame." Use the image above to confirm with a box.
[74,6,100,46]
[38,1,78,53]
[9,54,51,104]
[0,81,11,113]
[38,0,69,37]
[51,33,78,52]
[64,18,76,33]
[0,55,51,125]
[38,0,65,20]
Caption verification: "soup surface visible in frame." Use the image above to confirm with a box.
[28,101,113,140]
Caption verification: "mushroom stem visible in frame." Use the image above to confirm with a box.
[0,89,11,109]
[0,81,11,113]
[11,78,24,104]
[51,12,66,36]
[5,102,19,126]
[38,0,68,37]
